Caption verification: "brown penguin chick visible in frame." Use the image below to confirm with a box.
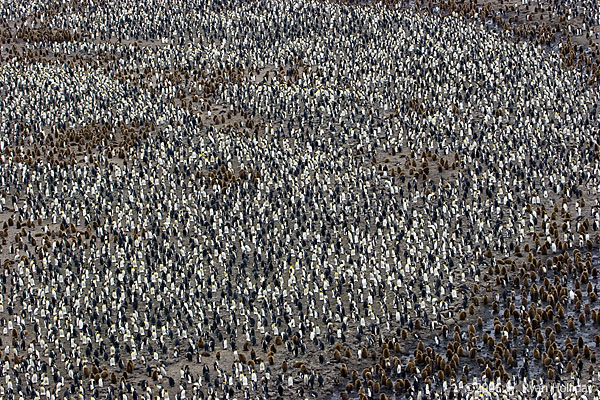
[341,364,348,377]
[543,354,552,366]
[382,347,390,359]
[494,369,502,381]
[437,370,445,380]
[469,347,477,359]
[469,324,476,335]
[394,342,402,353]
[494,324,502,336]
[407,360,416,374]
[437,357,446,370]
[346,382,354,393]
[484,366,492,379]
[282,360,288,372]
[111,373,117,384]
[451,353,460,368]
[334,349,342,362]
[584,345,591,359]
[536,330,545,343]
[554,321,562,334]
[394,379,403,392]
[151,369,158,381]
[444,347,453,361]
[586,283,594,296]
[216,351,221,360]
[373,381,380,393]
[548,344,556,358]
[513,308,521,321]
[477,317,483,329]
[492,301,499,313]
[443,363,453,377]
[566,348,573,360]
[269,355,275,365]
[385,377,394,390]
[83,366,90,378]
[361,347,368,359]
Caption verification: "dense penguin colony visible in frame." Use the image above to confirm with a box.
[1,0,600,399]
